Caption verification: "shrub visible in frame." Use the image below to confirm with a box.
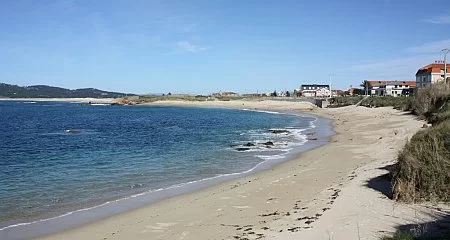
[411,84,450,117]
[380,231,414,240]
[359,96,413,111]
[328,96,363,107]
[392,120,450,202]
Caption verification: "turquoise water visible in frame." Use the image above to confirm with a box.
[0,101,317,232]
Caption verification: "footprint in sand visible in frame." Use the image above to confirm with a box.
[233,205,252,209]
[141,222,177,233]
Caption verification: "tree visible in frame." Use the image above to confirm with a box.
[271,90,278,97]
[360,80,372,95]
[285,91,291,97]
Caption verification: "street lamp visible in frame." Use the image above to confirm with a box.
[442,49,449,84]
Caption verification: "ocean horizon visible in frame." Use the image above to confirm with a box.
[0,100,332,239]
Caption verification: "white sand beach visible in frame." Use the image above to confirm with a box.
[39,100,449,240]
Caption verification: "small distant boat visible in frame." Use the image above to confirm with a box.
[65,129,81,134]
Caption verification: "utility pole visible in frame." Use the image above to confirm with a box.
[329,74,334,98]
[442,49,449,84]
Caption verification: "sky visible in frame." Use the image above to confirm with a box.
[1,0,450,94]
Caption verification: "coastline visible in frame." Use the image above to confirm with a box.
[4,100,445,240]
[38,101,440,240]
[0,100,328,240]
[0,98,116,103]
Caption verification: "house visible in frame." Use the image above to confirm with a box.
[300,84,330,98]
[348,88,361,96]
[416,62,448,88]
[331,89,345,97]
[368,80,416,97]
[213,91,240,97]
[366,80,389,95]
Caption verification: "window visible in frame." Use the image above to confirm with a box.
[399,85,402,87]
[405,85,408,87]
[395,85,398,88]
[308,87,311,89]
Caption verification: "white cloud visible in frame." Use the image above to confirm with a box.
[176,41,208,53]
[406,39,450,53]
[423,14,450,24]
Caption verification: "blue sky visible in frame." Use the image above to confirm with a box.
[1,0,450,94]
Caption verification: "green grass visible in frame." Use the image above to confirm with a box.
[381,231,414,240]
[328,96,363,107]
[359,96,412,110]
[381,230,450,240]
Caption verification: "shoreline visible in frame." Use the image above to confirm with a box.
[0,101,330,240]
[0,97,116,103]
[4,99,445,240]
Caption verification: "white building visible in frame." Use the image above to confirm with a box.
[300,84,330,98]
[416,63,448,88]
[370,81,416,97]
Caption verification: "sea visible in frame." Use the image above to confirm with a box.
[0,100,332,239]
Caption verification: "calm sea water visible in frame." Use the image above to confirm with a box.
[0,101,316,230]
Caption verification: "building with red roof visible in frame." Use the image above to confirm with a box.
[365,80,416,97]
[416,62,448,87]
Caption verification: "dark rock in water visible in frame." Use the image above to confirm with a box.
[236,147,251,151]
[308,137,318,140]
[263,141,274,146]
[65,129,81,134]
[306,132,316,136]
[244,142,256,147]
[270,129,290,134]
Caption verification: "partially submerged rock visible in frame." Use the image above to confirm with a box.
[262,141,274,146]
[236,147,251,151]
[269,129,290,134]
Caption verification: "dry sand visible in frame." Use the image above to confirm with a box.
[40,100,449,240]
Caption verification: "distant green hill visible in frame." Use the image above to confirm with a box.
[0,83,135,98]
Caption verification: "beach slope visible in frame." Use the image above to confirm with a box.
[41,103,444,240]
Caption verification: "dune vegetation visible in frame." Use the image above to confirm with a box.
[391,84,450,203]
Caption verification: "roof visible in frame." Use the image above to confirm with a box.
[300,84,329,88]
[366,80,416,87]
[416,63,447,75]
[386,81,416,87]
